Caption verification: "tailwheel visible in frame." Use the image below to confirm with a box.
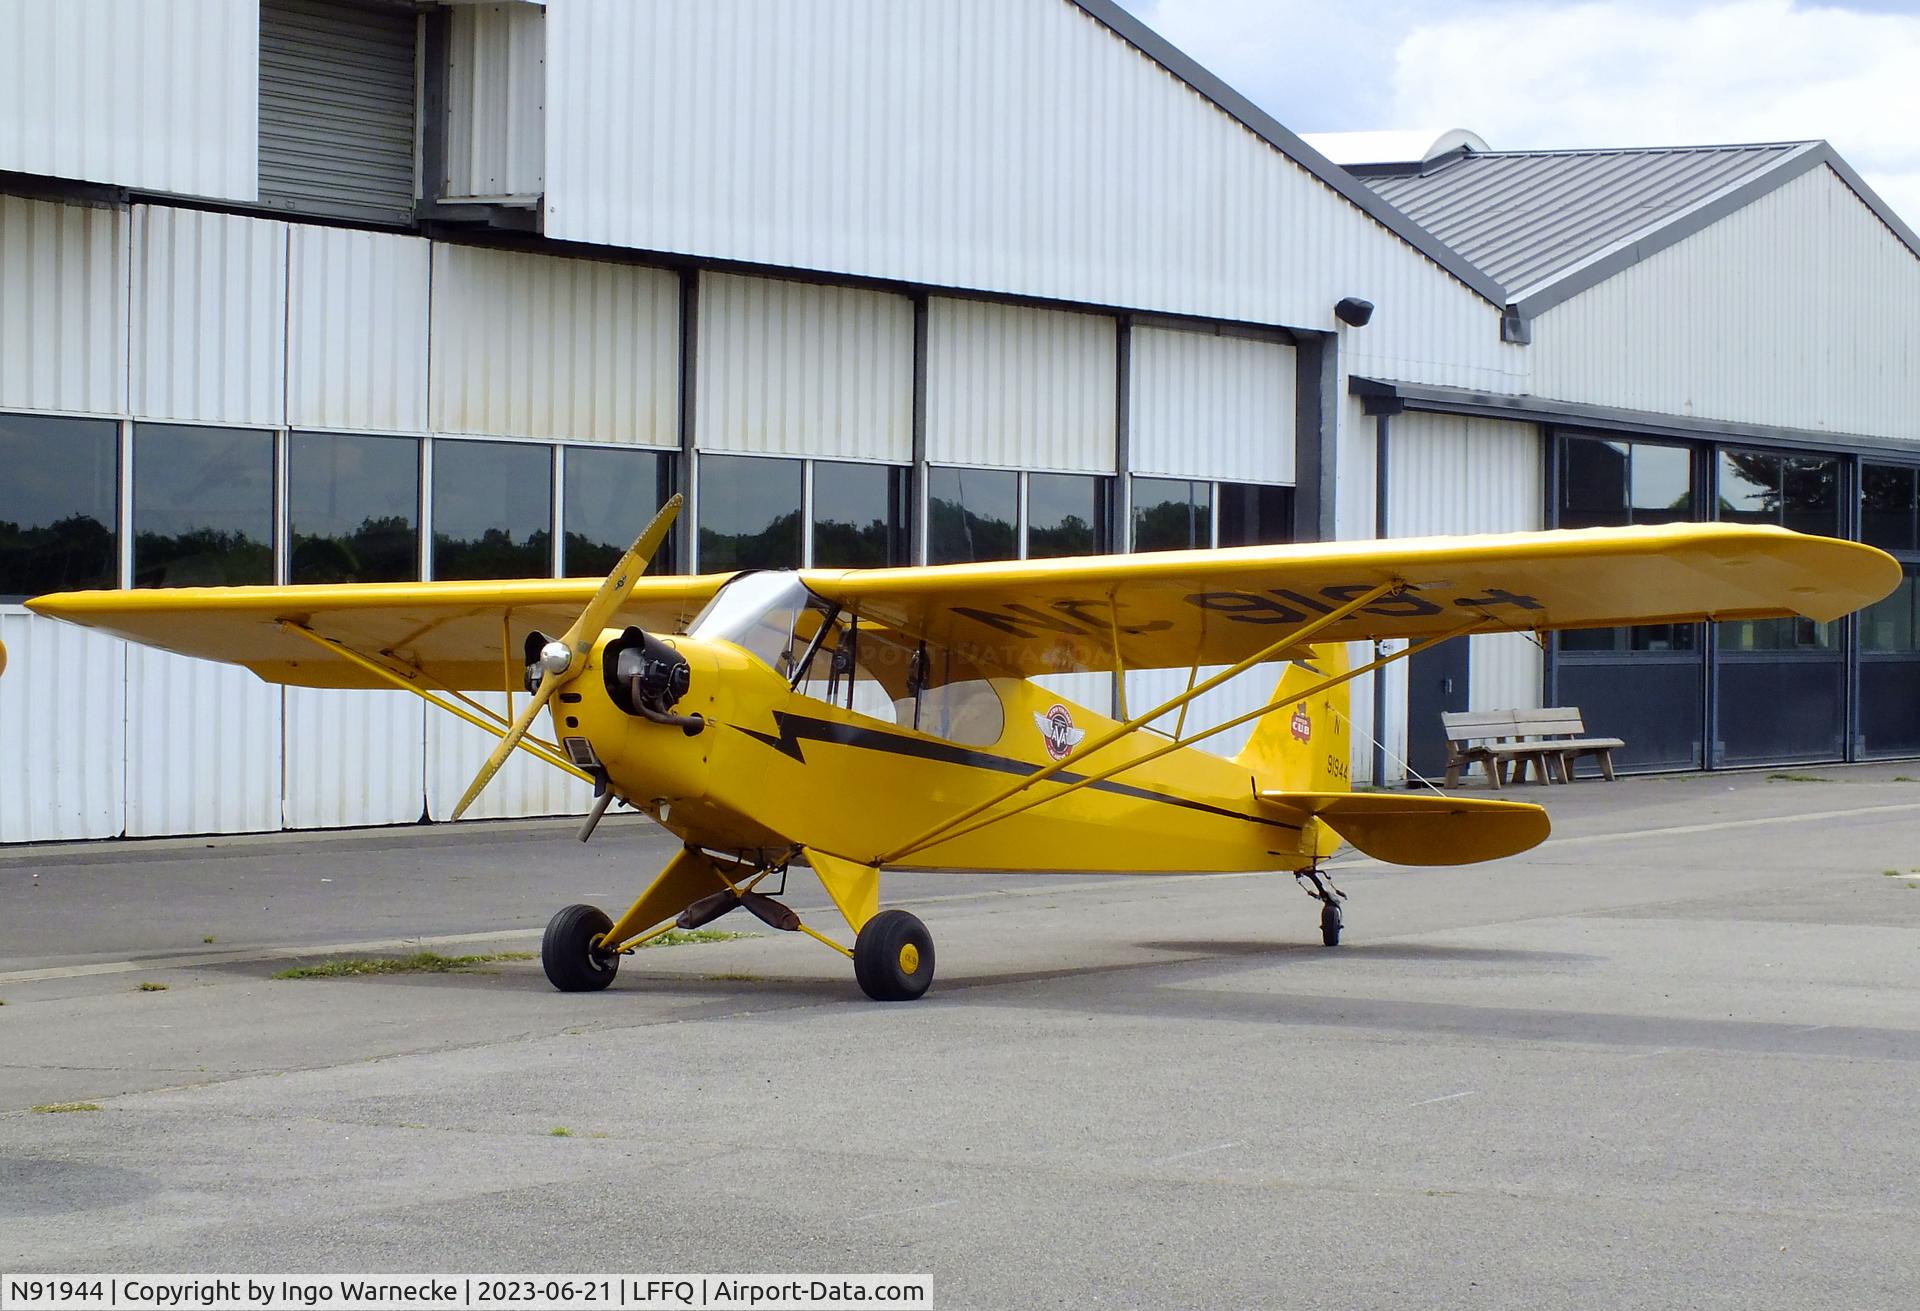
[853,909,935,1002]
[543,903,620,992]
[1294,868,1347,949]
[1320,898,1343,947]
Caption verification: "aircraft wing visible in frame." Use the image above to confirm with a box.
[24,576,728,689]
[802,524,1899,677]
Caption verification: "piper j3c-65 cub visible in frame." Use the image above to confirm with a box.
[15,501,1898,1001]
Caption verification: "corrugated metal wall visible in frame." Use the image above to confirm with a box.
[1380,412,1545,782]
[131,207,288,427]
[288,226,431,433]
[429,244,680,444]
[1530,165,1920,443]
[445,2,547,201]
[926,298,1116,471]
[0,195,127,415]
[0,0,259,202]
[283,689,426,830]
[540,0,1520,393]
[0,614,125,842]
[123,646,284,837]
[1129,326,1295,482]
[696,273,913,461]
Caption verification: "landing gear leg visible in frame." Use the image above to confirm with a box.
[1295,867,1347,947]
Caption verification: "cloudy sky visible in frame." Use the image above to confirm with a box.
[1116,0,1920,228]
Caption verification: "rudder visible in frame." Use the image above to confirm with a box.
[1234,643,1352,795]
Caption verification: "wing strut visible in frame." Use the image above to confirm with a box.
[874,578,1404,864]
[279,621,594,784]
[880,617,1486,862]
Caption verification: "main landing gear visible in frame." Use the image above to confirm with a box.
[1295,867,1347,947]
[539,846,936,1002]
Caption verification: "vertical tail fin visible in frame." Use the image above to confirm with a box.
[1234,643,1352,794]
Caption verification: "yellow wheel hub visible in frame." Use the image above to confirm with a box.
[898,942,921,974]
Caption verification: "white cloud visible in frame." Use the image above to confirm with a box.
[1123,0,1920,229]
[1389,1,1920,226]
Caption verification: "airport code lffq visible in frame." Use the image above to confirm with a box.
[1,1275,932,1311]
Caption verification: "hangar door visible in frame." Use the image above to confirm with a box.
[260,0,419,225]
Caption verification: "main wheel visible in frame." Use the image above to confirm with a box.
[1320,899,1343,948]
[543,903,620,992]
[853,909,935,1002]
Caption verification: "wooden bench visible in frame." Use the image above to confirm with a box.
[1440,708,1625,788]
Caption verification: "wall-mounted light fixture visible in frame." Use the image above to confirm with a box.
[1334,296,1375,327]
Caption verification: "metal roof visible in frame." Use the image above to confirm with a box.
[1360,142,1812,298]
[1352,140,1920,321]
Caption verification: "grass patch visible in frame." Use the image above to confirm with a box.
[1886,870,1904,877]
[637,928,758,949]
[32,1102,100,1114]
[136,981,168,992]
[704,972,759,982]
[548,1126,573,1138]
[1894,776,1918,783]
[202,935,216,944]
[1766,772,1830,783]
[272,950,535,979]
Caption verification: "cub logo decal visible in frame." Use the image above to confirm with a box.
[1034,704,1086,761]
[1289,702,1312,744]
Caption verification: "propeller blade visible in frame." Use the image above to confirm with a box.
[558,494,683,663]
[450,676,562,821]
[449,495,683,821]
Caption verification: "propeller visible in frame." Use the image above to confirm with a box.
[450,494,683,821]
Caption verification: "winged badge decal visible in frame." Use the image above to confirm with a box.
[1035,704,1087,761]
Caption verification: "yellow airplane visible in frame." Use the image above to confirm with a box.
[13,501,1898,1000]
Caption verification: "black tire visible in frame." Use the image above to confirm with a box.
[853,909,935,1002]
[1320,899,1343,948]
[543,903,620,992]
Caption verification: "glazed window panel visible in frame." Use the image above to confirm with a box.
[1559,438,1629,529]
[132,424,274,588]
[1781,456,1840,537]
[1861,572,1919,653]
[698,453,802,571]
[432,439,553,580]
[1025,472,1109,559]
[1131,477,1210,552]
[0,413,118,601]
[1716,450,1779,525]
[288,432,420,584]
[927,466,1017,564]
[1217,482,1293,546]
[812,461,909,568]
[1628,443,1692,524]
[1862,465,1917,553]
[565,447,676,577]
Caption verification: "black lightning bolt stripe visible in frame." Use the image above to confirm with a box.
[732,712,1299,832]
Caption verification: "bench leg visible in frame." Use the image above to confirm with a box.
[1599,749,1616,782]
[1487,759,1503,790]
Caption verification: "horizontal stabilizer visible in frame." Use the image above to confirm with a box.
[1258,791,1549,866]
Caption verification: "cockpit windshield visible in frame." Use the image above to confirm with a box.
[686,571,817,677]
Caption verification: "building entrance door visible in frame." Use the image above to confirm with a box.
[1406,638,1470,784]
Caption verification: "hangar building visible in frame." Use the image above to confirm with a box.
[1,0,1915,844]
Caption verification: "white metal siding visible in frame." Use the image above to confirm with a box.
[445,2,546,200]
[1129,326,1295,482]
[283,689,426,829]
[123,646,284,837]
[926,298,1116,471]
[1381,412,1545,781]
[0,195,128,415]
[696,273,913,461]
[0,613,125,842]
[429,243,680,444]
[1122,666,1275,759]
[541,0,1521,393]
[1530,165,1920,443]
[288,226,431,432]
[130,207,288,426]
[0,0,259,202]
[425,692,593,821]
